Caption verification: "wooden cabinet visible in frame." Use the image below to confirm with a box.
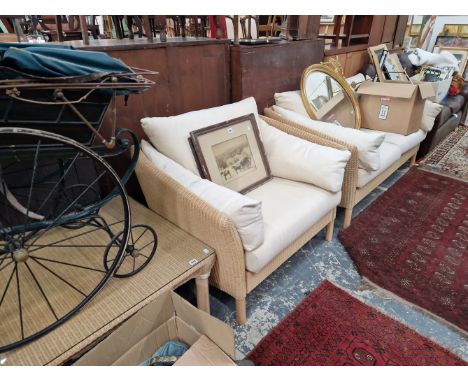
[231,39,324,112]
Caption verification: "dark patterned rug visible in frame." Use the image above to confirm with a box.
[246,281,465,366]
[419,124,468,182]
[339,168,467,333]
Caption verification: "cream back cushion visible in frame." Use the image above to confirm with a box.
[271,105,385,171]
[274,91,309,116]
[421,100,444,132]
[258,120,350,193]
[141,97,260,176]
[141,140,264,252]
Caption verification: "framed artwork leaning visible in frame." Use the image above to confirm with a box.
[433,46,468,76]
[189,114,272,194]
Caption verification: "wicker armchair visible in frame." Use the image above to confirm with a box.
[134,115,348,324]
[264,107,419,229]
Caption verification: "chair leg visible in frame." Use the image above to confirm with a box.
[409,152,417,167]
[325,219,334,241]
[343,207,353,229]
[235,298,247,325]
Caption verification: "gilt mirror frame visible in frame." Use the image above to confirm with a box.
[300,60,362,129]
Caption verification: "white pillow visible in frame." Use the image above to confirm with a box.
[141,97,260,176]
[274,91,309,116]
[141,140,264,252]
[421,100,443,132]
[272,105,385,171]
[258,120,350,193]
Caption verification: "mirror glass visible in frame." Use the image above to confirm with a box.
[301,65,360,129]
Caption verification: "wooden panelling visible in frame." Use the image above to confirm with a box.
[231,39,324,112]
[75,38,230,201]
[393,16,409,48]
[381,15,399,45]
[368,15,386,46]
[325,50,369,77]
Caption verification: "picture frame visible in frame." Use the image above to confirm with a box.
[368,44,390,82]
[433,46,468,76]
[383,53,409,82]
[410,24,422,36]
[442,24,460,37]
[189,114,271,194]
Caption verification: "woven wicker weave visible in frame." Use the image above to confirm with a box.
[135,116,342,324]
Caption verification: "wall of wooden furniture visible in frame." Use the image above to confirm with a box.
[231,39,324,112]
[323,15,408,77]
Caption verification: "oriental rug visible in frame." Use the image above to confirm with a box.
[339,168,467,333]
[419,124,468,182]
[246,281,465,366]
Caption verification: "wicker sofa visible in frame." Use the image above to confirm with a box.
[134,100,350,324]
[264,106,421,229]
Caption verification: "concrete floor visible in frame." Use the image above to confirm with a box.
[196,163,468,362]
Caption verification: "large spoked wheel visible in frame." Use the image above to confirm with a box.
[0,127,131,353]
[104,224,157,278]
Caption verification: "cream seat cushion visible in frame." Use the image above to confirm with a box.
[271,105,385,171]
[244,177,341,273]
[362,128,427,154]
[258,119,351,193]
[141,97,260,176]
[141,140,264,252]
[357,142,402,188]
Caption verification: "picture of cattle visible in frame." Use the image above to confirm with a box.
[212,134,257,184]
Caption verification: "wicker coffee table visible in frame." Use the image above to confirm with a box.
[2,197,215,366]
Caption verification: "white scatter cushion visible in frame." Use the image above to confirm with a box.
[141,97,260,175]
[274,90,309,116]
[141,140,264,251]
[258,119,350,193]
[272,105,385,171]
[362,128,427,154]
[421,100,444,132]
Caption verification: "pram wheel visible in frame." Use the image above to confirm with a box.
[0,127,131,353]
[104,224,157,278]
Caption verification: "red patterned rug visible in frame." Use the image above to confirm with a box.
[339,168,467,333]
[246,281,465,366]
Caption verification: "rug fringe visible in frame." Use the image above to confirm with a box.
[360,277,468,339]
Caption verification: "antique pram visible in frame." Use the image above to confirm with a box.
[0,43,157,353]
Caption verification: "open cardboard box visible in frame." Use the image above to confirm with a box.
[357,81,435,135]
[73,291,236,366]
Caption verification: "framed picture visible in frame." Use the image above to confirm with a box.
[442,24,460,37]
[461,25,468,38]
[368,44,390,82]
[433,46,468,76]
[189,114,271,194]
[320,15,335,24]
[383,53,409,82]
[410,24,422,36]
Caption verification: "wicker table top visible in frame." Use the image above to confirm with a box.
[2,197,215,365]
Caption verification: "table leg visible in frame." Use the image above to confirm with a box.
[195,272,210,313]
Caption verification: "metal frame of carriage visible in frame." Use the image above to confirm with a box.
[0,63,158,354]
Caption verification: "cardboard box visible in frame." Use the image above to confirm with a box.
[73,291,236,366]
[357,81,435,135]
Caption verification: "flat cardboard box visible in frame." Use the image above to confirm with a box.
[174,335,236,366]
[73,291,235,366]
[357,81,435,135]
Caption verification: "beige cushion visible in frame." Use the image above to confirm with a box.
[274,91,309,116]
[362,128,426,154]
[141,97,260,176]
[258,119,350,193]
[421,100,444,132]
[244,177,341,273]
[141,140,264,252]
[272,105,385,171]
[357,142,402,188]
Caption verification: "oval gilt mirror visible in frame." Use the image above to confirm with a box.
[300,61,361,129]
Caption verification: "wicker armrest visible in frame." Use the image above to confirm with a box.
[261,113,359,208]
[135,151,247,299]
